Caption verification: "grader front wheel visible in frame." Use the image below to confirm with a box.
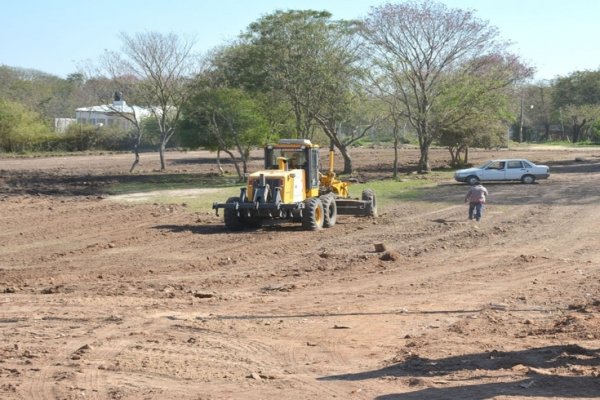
[223,197,245,231]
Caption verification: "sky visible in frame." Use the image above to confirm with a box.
[1,0,599,81]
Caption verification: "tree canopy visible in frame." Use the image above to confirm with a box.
[360,0,531,172]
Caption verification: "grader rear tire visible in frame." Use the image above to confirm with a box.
[362,189,378,218]
[302,198,324,230]
[321,196,337,228]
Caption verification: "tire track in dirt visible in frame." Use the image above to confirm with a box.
[274,318,382,400]
[88,312,287,389]
[23,317,132,400]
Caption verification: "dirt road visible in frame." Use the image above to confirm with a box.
[1,147,599,399]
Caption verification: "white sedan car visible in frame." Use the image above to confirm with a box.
[454,159,550,185]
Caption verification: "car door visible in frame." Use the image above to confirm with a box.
[480,160,506,180]
[505,160,525,180]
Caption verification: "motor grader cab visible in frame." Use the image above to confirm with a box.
[213,139,377,231]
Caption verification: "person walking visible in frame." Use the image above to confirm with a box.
[464,182,488,222]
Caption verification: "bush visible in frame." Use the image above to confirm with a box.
[0,99,53,152]
[589,123,600,144]
[58,124,132,151]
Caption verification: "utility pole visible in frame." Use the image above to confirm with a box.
[519,92,524,143]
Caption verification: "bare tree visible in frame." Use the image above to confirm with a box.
[360,1,530,172]
[80,66,148,172]
[102,32,199,170]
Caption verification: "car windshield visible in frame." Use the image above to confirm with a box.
[477,161,493,169]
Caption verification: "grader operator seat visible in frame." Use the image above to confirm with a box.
[287,152,306,170]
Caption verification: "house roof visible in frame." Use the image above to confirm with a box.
[76,101,151,118]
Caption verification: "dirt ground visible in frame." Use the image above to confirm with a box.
[1,146,599,400]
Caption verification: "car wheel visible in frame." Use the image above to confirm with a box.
[521,174,535,184]
[466,176,480,185]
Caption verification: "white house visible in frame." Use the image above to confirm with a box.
[75,92,152,129]
[54,117,76,133]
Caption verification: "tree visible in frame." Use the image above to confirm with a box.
[227,10,368,173]
[380,96,408,178]
[309,30,381,174]
[209,45,296,140]
[0,99,51,152]
[181,80,270,181]
[314,93,381,174]
[432,59,519,163]
[522,81,554,141]
[239,10,339,139]
[83,72,149,171]
[552,70,600,142]
[100,32,199,170]
[438,118,506,166]
[0,65,86,123]
[553,70,600,108]
[360,1,531,172]
[563,104,600,143]
[366,72,413,178]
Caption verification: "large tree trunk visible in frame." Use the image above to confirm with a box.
[418,145,429,172]
[417,135,432,173]
[159,141,166,171]
[448,145,458,166]
[216,149,225,175]
[416,118,431,173]
[543,122,550,142]
[340,145,353,175]
[392,119,401,178]
[572,117,586,143]
[293,104,303,139]
[129,148,140,173]
[234,142,248,175]
[222,149,243,181]
[393,136,399,178]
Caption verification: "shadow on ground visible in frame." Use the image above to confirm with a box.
[0,170,238,197]
[319,344,600,399]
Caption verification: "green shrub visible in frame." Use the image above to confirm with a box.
[0,99,53,152]
[59,123,133,151]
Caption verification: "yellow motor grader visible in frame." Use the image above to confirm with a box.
[212,139,377,230]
